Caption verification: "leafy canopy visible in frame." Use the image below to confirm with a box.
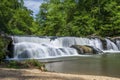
[36,0,120,37]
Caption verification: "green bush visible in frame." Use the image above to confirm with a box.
[0,36,6,62]
[7,61,20,68]
[24,59,44,68]
[7,59,45,71]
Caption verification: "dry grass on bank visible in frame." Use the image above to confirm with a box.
[0,68,120,80]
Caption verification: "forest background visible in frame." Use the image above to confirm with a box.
[1,0,120,37]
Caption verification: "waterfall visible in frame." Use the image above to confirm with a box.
[7,36,120,59]
[14,42,78,59]
[53,37,103,50]
[89,38,103,50]
[50,37,76,47]
[12,36,51,44]
[116,40,120,50]
[105,39,119,51]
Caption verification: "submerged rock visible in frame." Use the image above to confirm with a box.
[71,45,103,55]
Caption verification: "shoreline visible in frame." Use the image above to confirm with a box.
[0,68,120,80]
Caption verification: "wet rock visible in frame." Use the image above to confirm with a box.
[0,33,14,58]
[18,50,31,58]
[112,37,120,50]
[6,41,14,58]
[100,38,107,50]
[87,36,107,50]
[71,45,102,55]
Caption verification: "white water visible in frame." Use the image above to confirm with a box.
[105,39,119,51]
[9,36,120,59]
[13,42,78,59]
[89,38,103,50]
[12,36,50,44]
[50,37,103,49]
[116,40,120,50]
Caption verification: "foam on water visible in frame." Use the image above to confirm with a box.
[7,36,120,60]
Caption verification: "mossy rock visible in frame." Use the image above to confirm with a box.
[71,45,102,55]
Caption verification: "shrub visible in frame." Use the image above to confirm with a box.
[0,36,6,62]
[7,60,20,68]
[7,59,45,71]
[24,59,44,69]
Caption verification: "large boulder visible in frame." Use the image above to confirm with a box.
[71,45,102,55]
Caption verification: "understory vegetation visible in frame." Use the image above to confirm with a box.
[0,36,7,62]
[0,59,45,71]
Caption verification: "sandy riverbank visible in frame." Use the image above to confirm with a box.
[0,68,120,80]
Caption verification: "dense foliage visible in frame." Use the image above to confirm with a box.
[36,0,120,37]
[0,0,120,36]
[0,36,6,62]
[0,0,39,35]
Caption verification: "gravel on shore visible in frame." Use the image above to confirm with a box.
[0,68,120,80]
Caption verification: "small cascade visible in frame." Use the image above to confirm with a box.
[116,40,120,50]
[105,39,119,51]
[12,36,50,44]
[74,37,90,45]
[89,38,103,50]
[7,36,120,59]
[50,37,103,55]
[53,37,103,50]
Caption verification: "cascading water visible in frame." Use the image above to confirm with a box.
[105,39,119,51]
[51,37,103,49]
[116,40,120,50]
[89,38,103,50]
[7,36,120,60]
[14,42,78,59]
[12,36,51,44]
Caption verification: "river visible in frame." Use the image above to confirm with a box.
[45,53,120,78]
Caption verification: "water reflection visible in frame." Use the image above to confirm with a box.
[45,53,120,78]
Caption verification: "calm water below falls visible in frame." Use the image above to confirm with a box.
[45,53,120,78]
